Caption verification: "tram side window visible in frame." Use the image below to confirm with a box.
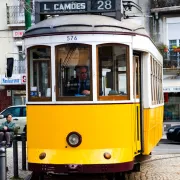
[28,46,51,100]
[56,44,92,100]
[151,57,163,105]
[98,44,129,100]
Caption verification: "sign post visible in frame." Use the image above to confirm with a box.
[35,0,122,22]
[25,0,32,30]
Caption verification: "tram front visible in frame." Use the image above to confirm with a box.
[24,15,148,176]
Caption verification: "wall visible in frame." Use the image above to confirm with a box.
[0,0,17,75]
[124,0,151,35]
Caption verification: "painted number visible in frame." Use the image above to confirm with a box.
[97,0,112,10]
[67,36,77,41]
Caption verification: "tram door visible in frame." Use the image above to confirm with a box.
[133,55,141,154]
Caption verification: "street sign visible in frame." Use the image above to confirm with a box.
[40,1,87,13]
[39,0,116,14]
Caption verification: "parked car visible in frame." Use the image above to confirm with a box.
[0,105,26,134]
[166,125,180,142]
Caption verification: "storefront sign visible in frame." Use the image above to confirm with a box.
[22,75,26,84]
[0,74,26,85]
[40,0,115,14]
[13,30,25,38]
[163,87,180,92]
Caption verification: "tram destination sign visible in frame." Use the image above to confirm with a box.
[40,0,116,14]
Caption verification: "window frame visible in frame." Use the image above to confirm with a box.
[27,45,52,102]
[96,43,130,101]
[55,43,93,101]
[1,107,21,117]
[150,56,163,105]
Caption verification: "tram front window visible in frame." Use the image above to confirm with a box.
[28,46,51,101]
[56,44,92,100]
[98,44,129,100]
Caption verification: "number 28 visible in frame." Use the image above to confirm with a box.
[97,0,112,10]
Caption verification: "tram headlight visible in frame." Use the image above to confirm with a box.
[66,132,82,147]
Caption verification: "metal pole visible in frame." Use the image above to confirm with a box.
[21,132,26,170]
[13,137,19,178]
[0,145,7,180]
[25,0,32,30]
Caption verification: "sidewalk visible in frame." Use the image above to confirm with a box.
[6,142,31,180]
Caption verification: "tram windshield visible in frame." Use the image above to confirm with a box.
[56,43,92,100]
[97,44,129,100]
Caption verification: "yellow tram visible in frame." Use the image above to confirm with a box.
[24,14,164,179]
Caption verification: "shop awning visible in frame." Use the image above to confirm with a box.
[163,76,180,92]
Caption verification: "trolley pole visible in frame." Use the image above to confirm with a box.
[25,0,32,30]
[0,144,7,180]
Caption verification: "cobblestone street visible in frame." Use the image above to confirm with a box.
[6,143,180,180]
[6,142,31,180]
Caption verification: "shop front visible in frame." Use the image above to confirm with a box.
[0,74,26,111]
[163,76,180,131]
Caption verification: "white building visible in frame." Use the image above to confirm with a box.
[0,0,34,111]
[151,0,180,128]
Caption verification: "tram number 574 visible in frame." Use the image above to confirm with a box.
[67,36,77,41]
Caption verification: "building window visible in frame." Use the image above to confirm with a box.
[164,93,180,122]
[18,46,23,60]
[56,43,92,101]
[97,44,129,100]
[28,46,51,101]
[151,56,163,105]
[169,40,177,61]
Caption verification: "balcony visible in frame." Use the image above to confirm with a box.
[151,0,180,13]
[13,60,26,74]
[6,5,35,27]
[152,0,180,8]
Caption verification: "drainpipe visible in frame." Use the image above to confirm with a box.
[25,0,32,30]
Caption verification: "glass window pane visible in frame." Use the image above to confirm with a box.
[28,46,51,100]
[2,107,21,117]
[56,44,92,100]
[98,44,129,100]
[22,107,26,117]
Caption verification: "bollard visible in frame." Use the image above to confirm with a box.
[21,132,26,170]
[13,136,19,178]
[0,144,7,180]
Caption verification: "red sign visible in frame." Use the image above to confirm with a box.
[22,75,26,83]
[13,30,25,37]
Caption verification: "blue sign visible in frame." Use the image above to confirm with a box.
[30,91,38,96]
[2,78,20,84]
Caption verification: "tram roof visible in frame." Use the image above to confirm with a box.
[24,14,149,37]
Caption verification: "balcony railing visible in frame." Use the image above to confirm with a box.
[6,5,35,25]
[163,58,180,69]
[13,60,26,74]
[152,0,180,8]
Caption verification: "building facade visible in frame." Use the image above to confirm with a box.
[151,0,180,130]
[0,0,34,111]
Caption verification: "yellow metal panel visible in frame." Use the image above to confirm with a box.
[28,148,133,164]
[143,106,164,155]
[27,104,135,164]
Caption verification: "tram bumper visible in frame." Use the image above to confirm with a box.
[28,148,134,173]
[28,161,133,174]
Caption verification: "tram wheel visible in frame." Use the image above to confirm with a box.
[107,173,126,180]
[30,172,45,180]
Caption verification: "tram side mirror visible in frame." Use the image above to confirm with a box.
[0,115,4,119]
[106,72,113,89]
[6,57,14,78]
